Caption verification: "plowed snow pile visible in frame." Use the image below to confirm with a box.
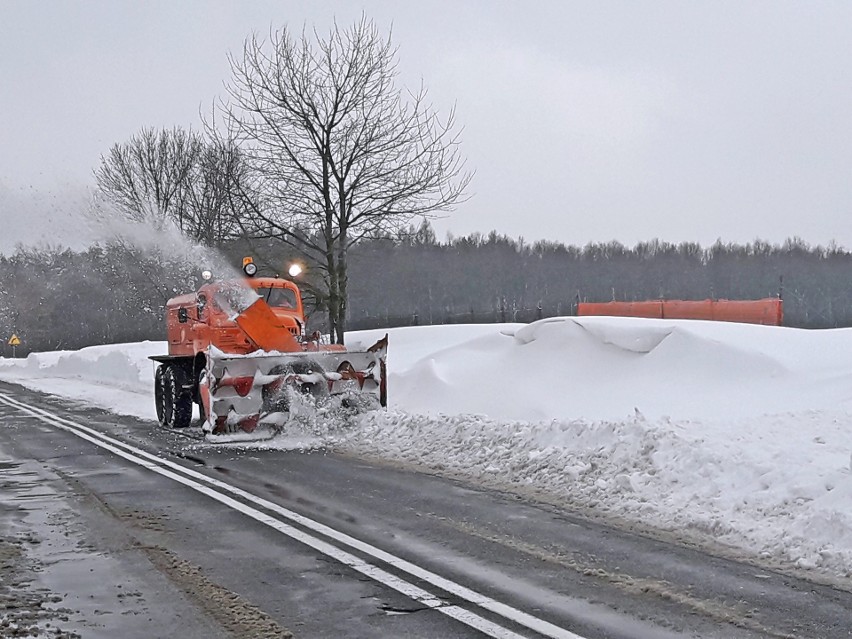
[2,317,851,582]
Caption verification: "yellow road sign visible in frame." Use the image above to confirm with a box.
[8,334,20,346]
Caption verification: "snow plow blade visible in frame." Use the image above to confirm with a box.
[200,335,387,436]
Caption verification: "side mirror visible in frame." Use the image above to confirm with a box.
[178,308,188,324]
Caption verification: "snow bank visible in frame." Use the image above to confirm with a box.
[0,341,162,419]
[345,409,852,579]
[1,318,851,582]
[0,341,156,390]
[364,317,852,422]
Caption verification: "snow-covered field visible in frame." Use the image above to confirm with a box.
[1,317,851,584]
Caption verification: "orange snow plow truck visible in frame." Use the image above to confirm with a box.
[149,258,387,436]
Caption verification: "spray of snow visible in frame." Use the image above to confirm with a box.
[1,316,851,583]
[85,196,261,313]
[0,182,97,255]
[212,279,261,317]
[87,197,240,277]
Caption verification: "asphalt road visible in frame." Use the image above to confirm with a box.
[0,380,850,638]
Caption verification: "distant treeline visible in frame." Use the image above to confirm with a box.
[3,229,852,356]
[345,228,852,332]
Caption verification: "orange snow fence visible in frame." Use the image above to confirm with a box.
[577,298,783,326]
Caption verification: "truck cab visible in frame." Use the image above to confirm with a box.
[165,277,307,357]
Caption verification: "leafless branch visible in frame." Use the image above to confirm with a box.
[221,15,471,341]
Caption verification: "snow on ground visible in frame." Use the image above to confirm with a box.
[1,317,851,583]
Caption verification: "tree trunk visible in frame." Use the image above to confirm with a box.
[326,253,340,342]
[335,245,348,344]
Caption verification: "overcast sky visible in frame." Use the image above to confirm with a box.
[2,1,851,254]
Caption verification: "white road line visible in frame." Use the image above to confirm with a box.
[0,392,588,639]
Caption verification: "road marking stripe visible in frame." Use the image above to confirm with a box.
[0,392,586,639]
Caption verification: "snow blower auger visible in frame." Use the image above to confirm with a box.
[149,258,387,438]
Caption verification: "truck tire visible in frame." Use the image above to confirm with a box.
[166,366,193,429]
[155,365,172,427]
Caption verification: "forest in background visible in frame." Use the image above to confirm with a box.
[2,226,852,357]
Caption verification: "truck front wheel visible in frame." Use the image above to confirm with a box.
[155,365,172,427]
[154,364,172,426]
[165,366,193,429]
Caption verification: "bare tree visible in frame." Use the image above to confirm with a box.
[95,127,244,247]
[96,127,200,227]
[182,137,251,246]
[221,16,471,343]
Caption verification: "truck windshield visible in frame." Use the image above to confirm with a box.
[257,287,297,309]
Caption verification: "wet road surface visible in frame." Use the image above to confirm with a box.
[1,381,851,638]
